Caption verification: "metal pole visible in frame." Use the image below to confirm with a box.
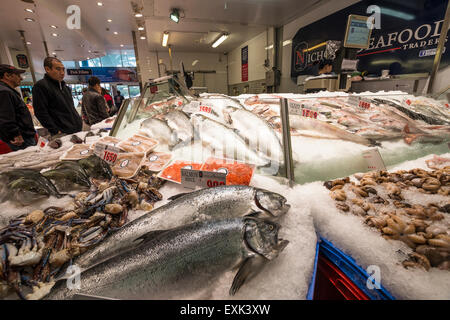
[427,1,450,94]
[280,98,295,187]
[155,50,161,77]
[43,40,50,57]
[132,31,144,92]
[18,30,36,84]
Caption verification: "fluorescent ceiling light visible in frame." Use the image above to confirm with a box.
[25,8,34,13]
[138,26,144,31]
[162,32,169,47]
[170,9,180,23]
[265,45,274,50]
[140,36,146,40]
[26,42,31,45]
[120,44,124,47]
[25,18,35,22]
[97,2,103,6]
[212,33,228,48]
[380,7,415,20]
[135,13,143,18]
[283,40,292,46]
[50,25,58,29]
[114,32,118,35]
[107,19,112,22]
[192,60,199,66]
[51,33,58,37]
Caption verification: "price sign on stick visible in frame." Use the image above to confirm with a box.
[287,100,302,115]
[362,148,386,171]
[94,142,121,165]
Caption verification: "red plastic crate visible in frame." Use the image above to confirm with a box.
[314,254,370,300]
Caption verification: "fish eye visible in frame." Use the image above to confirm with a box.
[269,225,274,231]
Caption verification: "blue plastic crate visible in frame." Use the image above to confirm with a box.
[306,241,320,300]
[319,237,395,300]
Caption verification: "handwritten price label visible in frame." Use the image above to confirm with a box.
[348,95,372,110]
[94,142,121,165]
[358,100,371,109]
[199,105,212,113]
[302,108,318,119]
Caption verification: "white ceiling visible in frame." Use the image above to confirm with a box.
[140,0,328,52]
[0,0,331,71]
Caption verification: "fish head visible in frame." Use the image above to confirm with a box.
[244,217,289,260]
[254,189,291,217]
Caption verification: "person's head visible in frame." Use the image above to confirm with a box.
[44,57,65,82]
[88,76,101,93]
[117,90,121,95]
[82,87,88,94]
[0,64,25,88]
[319,60,333,74]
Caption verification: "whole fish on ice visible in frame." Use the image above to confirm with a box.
[46,217,289,300]
[69,185,290,271]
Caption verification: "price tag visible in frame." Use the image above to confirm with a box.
[348,95,372,110]
[287,100,303,115]
[199,105,213,113]
[37,136,48,148]
[301,108,318,119]
[362,148,386,172]
[182,101,200,113]
[181,169,226,189]
[94,142,121,165]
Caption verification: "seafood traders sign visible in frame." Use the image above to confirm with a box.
[291,0,450,77]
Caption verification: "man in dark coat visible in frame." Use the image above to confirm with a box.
[82,76,110,125]
[0,64,36,151]
[32,57,82,136]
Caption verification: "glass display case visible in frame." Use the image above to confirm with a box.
[110,75,449,185]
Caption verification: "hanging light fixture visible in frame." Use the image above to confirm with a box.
[170,8,180,23]
[212,33,229,48]
[162,32,169,47]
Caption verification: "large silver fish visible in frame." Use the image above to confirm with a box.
[46,217,289,300]
[163,110,194,143]
[70,185,290,271]
[140,118,177,148]
[224,106,284,164]
[288,115,374,146]
[191,114,271,167]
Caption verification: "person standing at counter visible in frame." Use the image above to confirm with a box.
[82,76,110,125]
[32,57,82,136]
[0,64,37,151]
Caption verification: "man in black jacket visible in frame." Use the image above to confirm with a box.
[0,64,36,151]
[32,57,82,135]
[82,76,110,125]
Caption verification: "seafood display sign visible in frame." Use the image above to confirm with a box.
[94,143,121,165]
[181,168,226,189]
[347,95,372,110]
[362,148,386,171]
[288,100,318,119]
[287,100,303,115]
